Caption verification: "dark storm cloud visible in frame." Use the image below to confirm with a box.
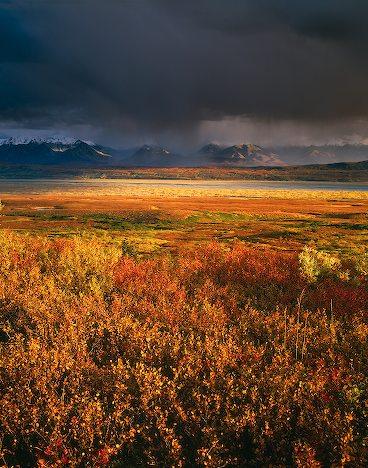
[1,0,368,139]
[167,0,367,42]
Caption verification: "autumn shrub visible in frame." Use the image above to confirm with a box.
[353,250,368,276]
[0,232,367,466]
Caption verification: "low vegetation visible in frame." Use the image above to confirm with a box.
[0,232,367,466]
[1,164,368,181]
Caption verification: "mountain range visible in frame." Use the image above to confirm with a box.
[0,138,111,165]
[1,137,368,167]
[197,143,287,167]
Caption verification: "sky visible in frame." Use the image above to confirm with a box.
[1,0,368,148]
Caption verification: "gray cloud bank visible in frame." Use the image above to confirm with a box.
[1,0,368,147]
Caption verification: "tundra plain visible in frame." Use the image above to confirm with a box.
[0,183,367,466]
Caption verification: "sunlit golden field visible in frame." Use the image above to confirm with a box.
[0,185,367,466]
[3,178,368,200]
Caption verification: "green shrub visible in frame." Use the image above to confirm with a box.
[299,246,343,283]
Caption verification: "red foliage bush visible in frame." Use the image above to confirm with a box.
[0,236,367,466]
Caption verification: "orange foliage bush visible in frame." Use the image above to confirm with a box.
[0,233,367,466]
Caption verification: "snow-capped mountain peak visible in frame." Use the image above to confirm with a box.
[0,135,112,166]
[0,135,95,146]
